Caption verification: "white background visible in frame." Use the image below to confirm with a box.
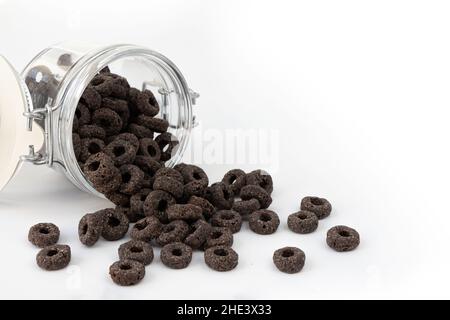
[0,0,449,299]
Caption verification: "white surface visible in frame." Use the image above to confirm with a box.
[1,0,450,300]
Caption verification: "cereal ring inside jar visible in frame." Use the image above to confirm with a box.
[130,216,162,243]
[143,190,176,222]
[79,125,106,140]
[75,102,91,126]
[104,139,137,167]
[72,133,81,160]
[83,152,120,187]
[246,169,273,194]
[155,132,179,161]
[101,208,129,241]
[91,74,114,97]
[78,212,105,247]
[138,138,161,161]
[300,196,332,220]
[160,242,193,269]
[273,247,305,274]
[108,133,139,150]
[101,97,130,127]
[109,259,145,286]
[156,220,189,246]
[36,244,71,271]
[28,223,60,248]
[204,246,238,272]
[119,164,144,195]
[80,86,101,110]
[118,240,154,266]
[79,138,105,163]
[210,210,242,233]
[204,227,233,250]
[248,210,280,235]
[222,169,247,195]
[92,108,123,136]
[240,185,272,209]
[326,225,360,252]
[205,182,234,210]
[129,88,160,116]
[134,156,162,187]
[287,210,318,234]
[135,115,169,133]
[127,123,154,139]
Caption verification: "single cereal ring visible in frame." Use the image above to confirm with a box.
[75,102,91,126]
[79,138,105,163]
[166,204,204,222]
[130,216,162,242]
[36,244,71,271]
[188,196,216,220]
[78,212,105,246]
[232,199,261,217]
[92,108,123,136]
[90,170,122,194]
[204,246,238,272]
[79,125,106,140]
[101,97,130,126]
[101,208,129,241]
[134,156,162,187]
[118,240,154,266]
[72,133,81,160]
[156,220,189,246]
[246,169,273,194]
[248,210,280,235]
[161,242,193,269]
[273,247,305,274]
[180,165,209,186]
[104,139,137,167]
[119,164,144,195]
[184,220,212,249]
[174,162,189,173]
[91,74,114,97]
[80,86,102,110]
[300,196,332,220]
[128,188,152,222]
[206,182,234,210]
[143,190,176,222]
[326,225,360,252]
[116,206,142,225]
[240,185,272,209]
[127,123,154,139]
[222,169,247,195]
[154,167,184,183]
[109,259,145,286]
[183,180,208,199]
[105,192,130,207]
[84,152,118,183]
[108,133,139,150]
[28,223,60,248]
[129,88,160,117]
[138,138,161,161]
[153,176,184,199]
[287,210,318,234]
[204,227,233,250]
[155,132,179,161]
[210,210,242,233]
[135,115,169,133]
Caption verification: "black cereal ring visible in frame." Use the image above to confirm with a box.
[73,133,81,160]
[99,66,110,73]
[72,116,79,133]
[184,220,212,249]
[80,86,102,110]
[273,247,306,274]
[167,204,204,222]
[104,139,137,167]
[75,102,91,126]
[135,115,169,133]
[105,192,130,207]
[154,167,184,183]
[28,223,60,248]
[118,240,154,266]
[287,211,318,234]
[134,155,162,187]
[205,182,234,210]
[101,208,129,241]
[130,216,162,242]
[83,152,120,184]
[109,259,145,286]
[156,220,189,246]
[174,162,189,173]
[92,108,123,136]
[210,210,242,233]
[79,138,105,163]
[78,212,105,247]
[222,169,247,195]
[143,190,176,222]
[79,125,106,140]
[101,97,130,126]
[119,164,144,195]
[180,165,209,185]
[109,133,139,150]
[116,206,142,225]
[301,196,332,220]
[90,170,121,194]
[129,88,159,117]
[183,180,208,199]
[161,242,193,269]
[240,185,272,209]
[204,246,238,272]
[246,169,274,194]
[248,210,280,235]
[232,199,261,218]
[326,226,360,252]
[103,75,129,99]
[155,132,179,161]
[204,227,233,249]
[36,244,71,271]
[128,188,152,222]
[127,123,154,139]
[153,176,184,199]
[188,196,216,220]
[138,138,161,161]
[91,74,114,97]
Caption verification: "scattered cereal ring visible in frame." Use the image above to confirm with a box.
[119,164,144,195]
[188,196,216,220]
[143,190,176,222]
[184,220,212,249]
[204,227,233,249]
[248,210,280,235]
[130,216,162,242]
[36,244,71,271]
[206,182,234,210]
[326,225,360,252]
[240,185,272,209]
[153,176,184,199]
[28,223,60,248]
[78,212,105,246]
[273,247,305,274]
[118,240,154,266]
[101,208,129,241]
[109,259,145,286]
[156,220,189,246]
[232,199,261,217]
[166,204,204,222]
[246,169,273,194]
[160,242,193,269]
[301,196,332,220]
[222,169,247,195]
[287,210,318,234]
[204,246,238,272]
[210,210,242,233]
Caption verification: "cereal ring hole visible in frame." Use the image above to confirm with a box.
[172,249,182,256]
[47,250,58,257]
[39,228,49,234]
[130,246,143,253]
[122,172,131,183]
[213,248,228,257]
[297,213,308,220]
[259,213,272,222]
[165,225,176,232]
[211,231,223,239]
[281,249,294,258]
[99,119,111,128]
[157,199,168,212]
[119,263,132,270]
[193,172,202,180]
[88,161,100,171]
[81,224,88,235]
[147,146,157,157]
[113,146,126,157]
[140,194,147,201]
[108,217,121,227]
[135,221,148,231]
[88,142,102,154]
[310,197,324,206]
[339,230,350,237]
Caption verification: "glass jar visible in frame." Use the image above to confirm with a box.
[0,41,199,197]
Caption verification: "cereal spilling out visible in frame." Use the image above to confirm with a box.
[27,67,360,285]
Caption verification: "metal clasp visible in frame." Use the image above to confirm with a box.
[157,88,200,128]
